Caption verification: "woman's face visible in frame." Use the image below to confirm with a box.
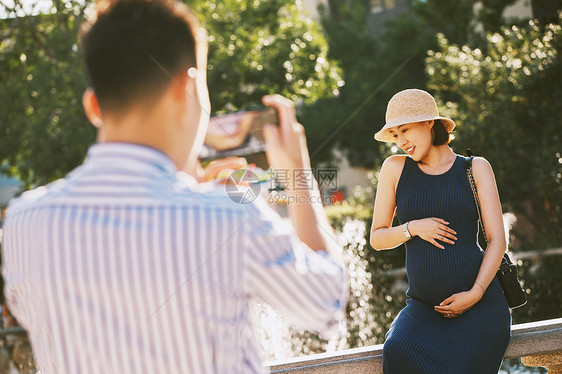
[389,121,434,161]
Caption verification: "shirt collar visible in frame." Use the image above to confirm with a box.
[85,142,178,176]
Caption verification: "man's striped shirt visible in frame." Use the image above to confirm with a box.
[2,143,347,373]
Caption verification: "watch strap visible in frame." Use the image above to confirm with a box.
[403,221,412,240]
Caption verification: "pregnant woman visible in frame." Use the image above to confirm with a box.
[370,89,510,373]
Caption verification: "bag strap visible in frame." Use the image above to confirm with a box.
[465,151,514,268]
[464,154,488,244]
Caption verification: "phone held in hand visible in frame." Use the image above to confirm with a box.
[199,107,279,162]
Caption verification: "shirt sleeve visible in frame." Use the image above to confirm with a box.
[243,197,348,336]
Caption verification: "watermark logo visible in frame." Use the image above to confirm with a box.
[225,167,340,205]
[267,194,337,205]
[317,168,338,189]
[267,168,338,191]
[225,169,262,204]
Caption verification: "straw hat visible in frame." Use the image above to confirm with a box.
[374,89,455,142]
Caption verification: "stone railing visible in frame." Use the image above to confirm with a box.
[267,318,562,374]
[0,326,27,338]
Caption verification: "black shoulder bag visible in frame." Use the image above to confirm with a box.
[465,153,527,309]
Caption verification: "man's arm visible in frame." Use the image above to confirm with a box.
[245,197,347,335]
[262,95,341,263]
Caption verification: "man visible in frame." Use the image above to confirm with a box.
[1,0,347,373]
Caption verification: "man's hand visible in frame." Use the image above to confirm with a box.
[262,95,311,172]
[260,94,340,259]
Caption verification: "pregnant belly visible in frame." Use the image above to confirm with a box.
[405,241,484,306]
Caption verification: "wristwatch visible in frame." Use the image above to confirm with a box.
[403,222,412,240]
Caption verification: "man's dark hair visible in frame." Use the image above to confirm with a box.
[432,119,452,146]
[81,0,201,112]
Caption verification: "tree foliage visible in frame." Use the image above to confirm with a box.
[427,14,562,247]
[0,1,94,188]
[185,0,341,113]
[303,0,520,168]
[302,0,428,167]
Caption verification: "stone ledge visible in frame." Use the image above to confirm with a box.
[522,352,562,373]
[505,318,562,359]
[0,326,27,338]
[267,318,562,374]
[268,344,384,374]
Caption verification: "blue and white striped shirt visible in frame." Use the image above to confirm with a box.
[1,143,347,373]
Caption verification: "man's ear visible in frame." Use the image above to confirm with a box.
[82,88,104,128]
[171,70,192,102]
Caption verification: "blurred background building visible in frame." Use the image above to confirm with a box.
[0,175,20,208]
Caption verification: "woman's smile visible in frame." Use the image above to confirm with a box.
[404,145,416,155]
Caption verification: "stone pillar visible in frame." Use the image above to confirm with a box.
[522,352,562,373]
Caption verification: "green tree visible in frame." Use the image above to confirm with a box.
[302,0,430,167]
[0,0,341,187]
[426,14,562,248]
[300,0,388,166]
[302,0,523,168]
[0,1,94,188]
[411,0,521,45]
[185,0,341,113]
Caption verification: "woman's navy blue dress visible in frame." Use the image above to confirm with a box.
[383,155,511,373]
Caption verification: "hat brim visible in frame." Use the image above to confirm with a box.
[374,115,455,143]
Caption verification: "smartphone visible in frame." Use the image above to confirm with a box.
[199,107,279,161]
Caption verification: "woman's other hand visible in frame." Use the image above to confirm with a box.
[434,287,484,318]
[409,218,457,249]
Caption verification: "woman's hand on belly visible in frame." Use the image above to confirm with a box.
[433,288,484,318]
[408,218,457,250]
